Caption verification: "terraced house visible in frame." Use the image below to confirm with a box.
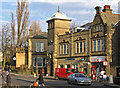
[46,5,120,77]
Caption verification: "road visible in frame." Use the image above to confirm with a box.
[0,71,116,88]
[8,73,113,88]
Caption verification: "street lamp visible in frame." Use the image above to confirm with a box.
[13,57,16,66]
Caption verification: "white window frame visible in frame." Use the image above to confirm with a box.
[36,42,44,52]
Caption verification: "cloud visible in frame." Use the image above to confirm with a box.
[67,10,95,15]
[0,20,10,23]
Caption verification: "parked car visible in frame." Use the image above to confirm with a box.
[67,73,92,85]
[55,68,76,79]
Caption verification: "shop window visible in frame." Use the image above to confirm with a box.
[84,68,87,75]
[60,65,63,68]
[67,64,70,68]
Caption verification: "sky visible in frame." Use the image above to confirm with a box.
[0,0,120,32]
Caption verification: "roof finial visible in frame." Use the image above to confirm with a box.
[58,5,60,12]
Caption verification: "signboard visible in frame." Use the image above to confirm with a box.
[103,61,107,66]
[91,56,105,62]
[67,58,75,60]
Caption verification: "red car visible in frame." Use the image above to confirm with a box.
[55,68,76,79]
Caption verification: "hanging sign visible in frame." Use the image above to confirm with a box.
[103,61,107,66]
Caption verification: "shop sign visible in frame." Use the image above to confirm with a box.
[91,56,105,62]
[103,61,107,66]
[67,58,75,60]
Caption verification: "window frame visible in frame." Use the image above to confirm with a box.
[102,39,104,51]
[64,44,66,54]
[80,42,82,53]
[97,39,100,51]
[94,40,96,52]
[76,42,79,53]
[67,44,69,54]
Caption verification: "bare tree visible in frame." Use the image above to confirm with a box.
[31,20,42,36]
[16,0,29,47]
[11,12,15,47]
[2,24,12,68]
[70,22,80,29]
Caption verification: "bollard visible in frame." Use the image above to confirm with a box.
[109,75,113,83]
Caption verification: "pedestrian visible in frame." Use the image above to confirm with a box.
[36,73,45,87]
[8,66,11,72]
[6,73,11,86]
[103,73,107,81]
[1,69,5,84]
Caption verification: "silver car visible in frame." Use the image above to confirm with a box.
[67,73,92,85]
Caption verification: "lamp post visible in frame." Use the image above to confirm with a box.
[13,57,16,66]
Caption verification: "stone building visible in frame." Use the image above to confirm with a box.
[89,5,119,77]
[15,27,48,75]
[28,28,48,74]
[46,5,120,77]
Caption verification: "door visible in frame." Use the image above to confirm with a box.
[91,66,96,80]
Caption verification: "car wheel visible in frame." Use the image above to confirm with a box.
[67,79,71,84]
[74,80,78,85]
[55,76,59,80]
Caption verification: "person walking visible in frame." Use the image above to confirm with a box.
[6,73,11,86]
[36,73,45,87]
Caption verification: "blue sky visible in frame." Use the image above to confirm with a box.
[0,0,120,32]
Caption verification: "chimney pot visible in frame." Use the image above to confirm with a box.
[102,5,112,13]
[104,5,110,9]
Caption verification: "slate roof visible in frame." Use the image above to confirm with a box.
[31,35,47,39]
[101,12,120,25]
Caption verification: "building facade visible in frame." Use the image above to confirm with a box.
[46,5,120,77]
[28,29,48,74]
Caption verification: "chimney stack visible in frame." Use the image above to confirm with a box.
[102,5,112,13]
[95,6,101,14]
[29,26,32,37]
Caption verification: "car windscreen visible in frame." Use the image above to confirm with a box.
[75,74,86,77]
